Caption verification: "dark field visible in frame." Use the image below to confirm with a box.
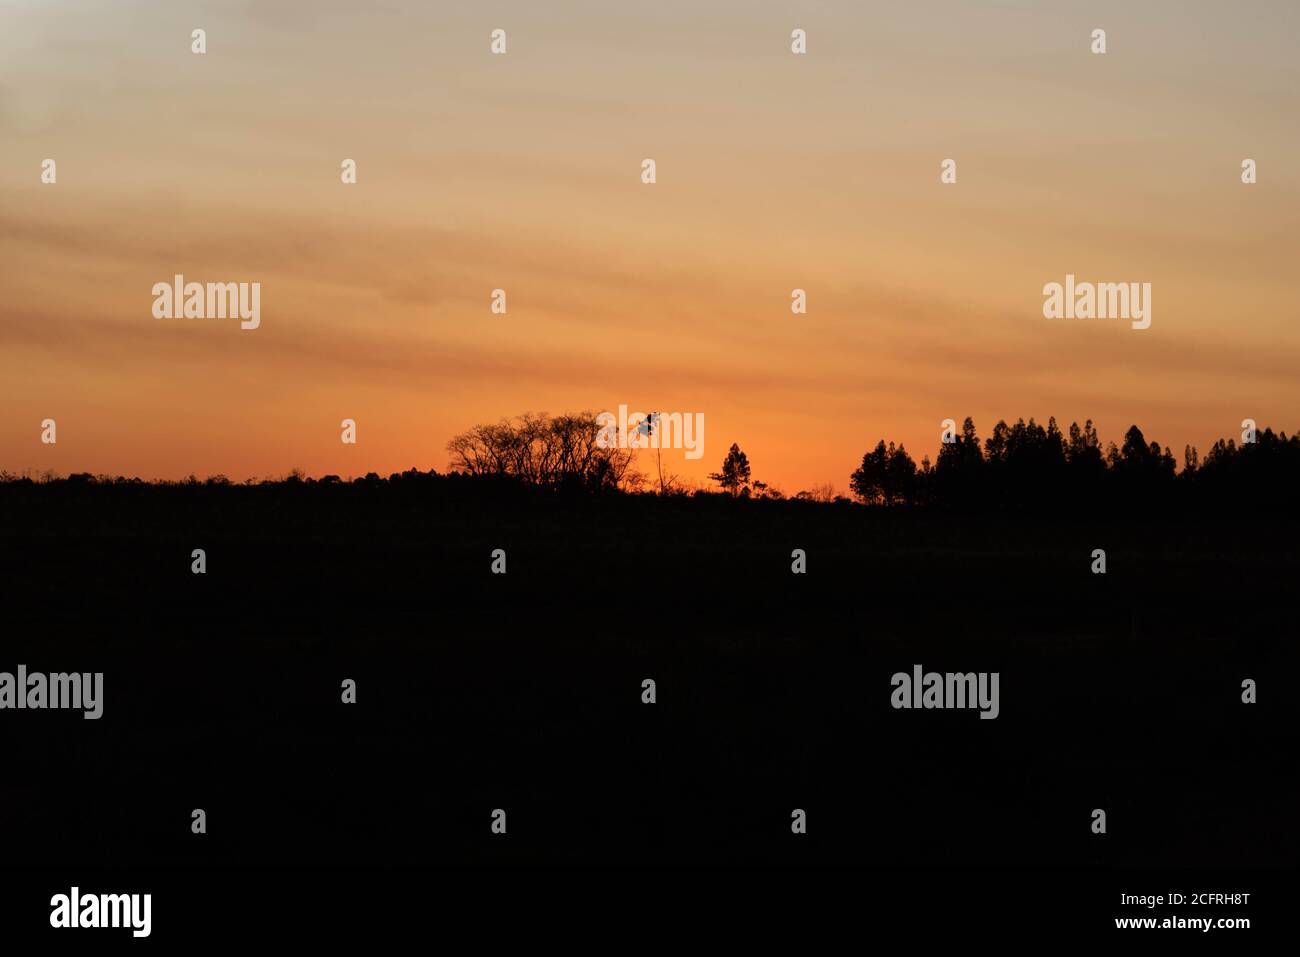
[3,478,1295,877]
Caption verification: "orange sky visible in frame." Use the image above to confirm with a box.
[2,0,1298,493]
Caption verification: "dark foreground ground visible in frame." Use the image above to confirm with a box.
[0,480,1293,941]
[2,479,1295,878]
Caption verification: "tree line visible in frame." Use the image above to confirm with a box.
[704,415,1297,508]
[5,411,1295,509]
[842,416,1298,507]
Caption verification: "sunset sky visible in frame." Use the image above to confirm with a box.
[3,0,1298,493]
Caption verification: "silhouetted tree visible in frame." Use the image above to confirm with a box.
[795,482,838,503]
[1111,425,1176,495]
[933,417,984,504]
[446,411,637,490]
[850,441,888,505]
[710,443,752,497]
[850,441,916,505]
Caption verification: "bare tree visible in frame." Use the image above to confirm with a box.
[447,411,638,490]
